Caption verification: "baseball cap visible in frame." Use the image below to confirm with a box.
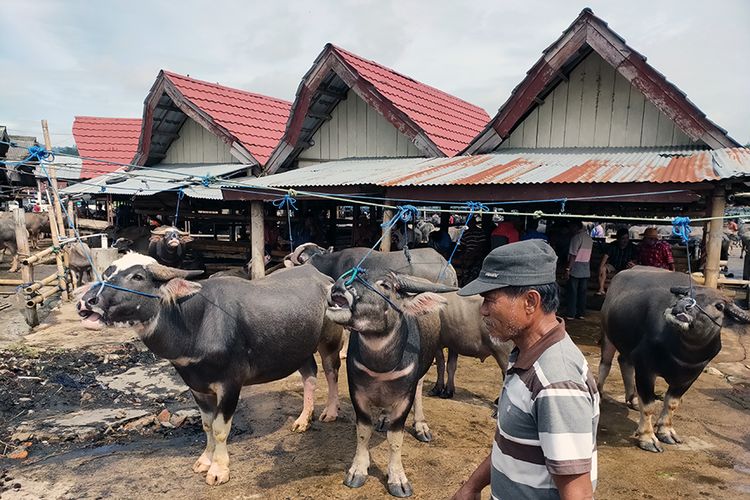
[457,239,558,296]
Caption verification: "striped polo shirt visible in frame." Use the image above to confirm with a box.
[492,320,599,499]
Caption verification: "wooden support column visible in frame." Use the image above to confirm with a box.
[704,185,726,289]
[250,201,265,280]
[13,208,38,327]
[351,205,361,246]
[106,195,114,226]
[66,200,76,238]
[47,203,69,301]
[41,120,66,235]
[381,206,393,252]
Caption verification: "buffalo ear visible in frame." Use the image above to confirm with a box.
[179,235,194,244]
[326,246,334,253]
[147,263,203,281]
[402,292,447,317]
[149,235,163,243]
[670,286,691,297]
[160,279,201,304]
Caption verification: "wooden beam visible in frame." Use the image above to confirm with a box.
[249,201,265,280]
[308,111,332,121]
[316,88,348,100]
[704,186,726,288]
[381,206,393,252]
[13,208,38,326]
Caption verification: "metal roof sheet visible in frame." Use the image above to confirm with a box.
[233,147,750,189]
[61,163,246,198]
[73,117,142,179]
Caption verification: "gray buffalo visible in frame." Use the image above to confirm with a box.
[65,241,93,287]
[77,254,343,485]
[111,225,151,254]
[148,226,204,273]
[327,271,455,497]
[598,267,750,452]
[0,213,20,272]
[24,212,50,249]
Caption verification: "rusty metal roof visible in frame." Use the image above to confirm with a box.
[233,147,750,189]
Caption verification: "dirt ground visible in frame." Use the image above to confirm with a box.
[1,268,750,498]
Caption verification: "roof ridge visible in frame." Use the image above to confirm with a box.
[162,70,292,106]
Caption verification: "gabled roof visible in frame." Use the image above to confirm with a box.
[73,117,142,179]
[265,44,490,174]
[464,8,739,154]
[134,71,291,168]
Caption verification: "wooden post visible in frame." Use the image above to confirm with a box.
[704,185,726,289]
[250,201,265,280]
[381,206,393,252]
[46,199,69,301]
[66,200,76,238]
[351,205,361,246]
[41,120,66,235]
[13,208,38,327]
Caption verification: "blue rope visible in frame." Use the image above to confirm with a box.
[336,267,403,314]
[272,191,298,253]
[93,281,160,299]
[174,188,185,227]
[438,201,489,281]
[560,198,567,213]
[672,217,695,298]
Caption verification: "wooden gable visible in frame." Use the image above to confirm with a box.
[162,118,239,164]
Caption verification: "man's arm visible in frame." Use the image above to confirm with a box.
[552,472,594,500]
[450,453,491,500]
[598,253,609,271]
[664,243,676,271]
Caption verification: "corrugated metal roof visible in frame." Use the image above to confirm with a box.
[62,163,246,198]
[234,147,750,189]
[73,117,142,179]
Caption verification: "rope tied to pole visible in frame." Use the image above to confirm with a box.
[438,201,489,281]
[392,204,419,263]
[174,188,186,227]
[272,190,298,253]
[672,216,695,298]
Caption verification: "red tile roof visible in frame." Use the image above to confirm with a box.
[330,45,490,156]
[73,116,141,179]
[161,71,291,165]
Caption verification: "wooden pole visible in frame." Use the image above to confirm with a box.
[381,206,393,252]
[250,201,265,280]
[106,195,114,226]
[13,208,38,327]
[45,196,69,301]
[41,120,66,235]
[67,200,76,238]
[704,185,726,289]
[351,205,361,246]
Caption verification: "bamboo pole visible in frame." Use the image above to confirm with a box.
[67,200,76,238]
[26,286,59,308]
[704,186,726,289]
[41,120,66,236]
[0,278,24,286]
[13,208,38,326]
[25,273,59,294]
[250,201,265,280]
[381,206,393,252]
[22,245,57,265]
[45,194,69,301]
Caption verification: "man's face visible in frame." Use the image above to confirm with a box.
[617,234,629,247]
[643,235,658,246]
[479,288,527,345]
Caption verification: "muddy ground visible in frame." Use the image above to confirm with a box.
[0,271,749,498]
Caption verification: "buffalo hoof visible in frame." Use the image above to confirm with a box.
[439,388,454,399]
[319,406,338,423]
[192,455,212,473]
[205,463,230,485]
[427,386,444,397]
[657,428,682,445]
[388,481,413,497]
[638,438,663,453]
[344,473,368,489]
[291,414,312,432]
[414,422,432,443]
[375,415,388,433]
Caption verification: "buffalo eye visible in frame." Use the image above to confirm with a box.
[131,273,145,282]
[716,302,725,312]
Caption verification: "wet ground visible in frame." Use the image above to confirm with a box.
[0,260,749,499]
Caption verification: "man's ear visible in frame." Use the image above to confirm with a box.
[160,279,201,304]
[402,292,447,316]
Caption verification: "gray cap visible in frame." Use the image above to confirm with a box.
[457,239,558,296]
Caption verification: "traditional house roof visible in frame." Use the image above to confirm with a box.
[264,44,490,174]
[133,71,291,168]
[464,8,739,154]
[73,117,142,179]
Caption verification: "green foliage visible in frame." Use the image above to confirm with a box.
[52,145,79,155]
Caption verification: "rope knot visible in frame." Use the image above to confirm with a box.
[672,217,692,243]
[340,266,366,286]
[200,174,216,187]
[465,201,489,214]
[272,192,297,211]
[26,145,54,163]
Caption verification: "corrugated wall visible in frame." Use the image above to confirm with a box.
[163,119,238,164]
[498,52,704,149]
[298,89,423,167]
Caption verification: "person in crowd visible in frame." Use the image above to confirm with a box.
[637,227,675,271]
[521,220,549,242]
[564,221,593,320]
[491,216,520,249]
[451,240,598,500]
[457,217,491,285]
[596,228,637,295]
[590,222,605,238]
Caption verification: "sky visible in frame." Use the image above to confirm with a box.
[1,0,748,147]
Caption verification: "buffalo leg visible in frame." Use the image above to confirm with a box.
[656,390,683,445]
[191,390,217,474]
[344,418,373,488]
[292,356,317,432]
[634,367,661,453]
[441,350,458,399]
[428,348,446,397]
[597,335,617,393]
[205,384,241,486]
[620,358,638,409]
[412,377,432,443]
[318,334,342,423]
[386,408,414,497]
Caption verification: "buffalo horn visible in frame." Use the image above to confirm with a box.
[150,226,190,237]
[393,274,458,294]
[725,302,750,323]
[147,263,203,281]
[669,286,691,296]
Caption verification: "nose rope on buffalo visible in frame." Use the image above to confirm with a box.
[438,201,489,282]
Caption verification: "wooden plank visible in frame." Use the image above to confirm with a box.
[655,111,674,145]
[535,93,553,147]
[320,120,330,159]
[578,53,599,146]
[564,61,584,146]
[549,81,568,147]
[346,90,357,158]
[13,208,37,326]
[356,93,368,156]
[507,126,522,147]
[366,104,378,156]
[593,55,616,147]
[522,107,539,147]
[641,100,660,147]
[609,72,631,146]
[672,123,693,145]
[329,108,339,158]
[625,84,646,146]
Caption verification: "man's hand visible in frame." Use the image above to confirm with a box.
[451,454,491,500]
[552,472,594,500]
[563,268,570,280]
[450,483,481,500]
[626,260,636,269]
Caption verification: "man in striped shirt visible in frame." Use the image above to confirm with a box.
[451,240,599,500]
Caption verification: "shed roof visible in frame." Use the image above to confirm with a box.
[229,147,750,190]
[264,44,490,173]
[73,117,142,179]
[134,71,291,168]
[464,8,739,154]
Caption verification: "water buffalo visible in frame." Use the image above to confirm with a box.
[110,225,151,254]
[0,213,20,272]
[66,241,93,287]
[598,267,750,452]
[25,212,50,249]
[327,271,455,497]
[77,254,343,485]
[148,226,204,273]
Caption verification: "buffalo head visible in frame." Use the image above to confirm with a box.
[284,243,332,268]
[150,226,193,249]
[665,286,750,334]
[77,253,203,332]
[326,271,456,333]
